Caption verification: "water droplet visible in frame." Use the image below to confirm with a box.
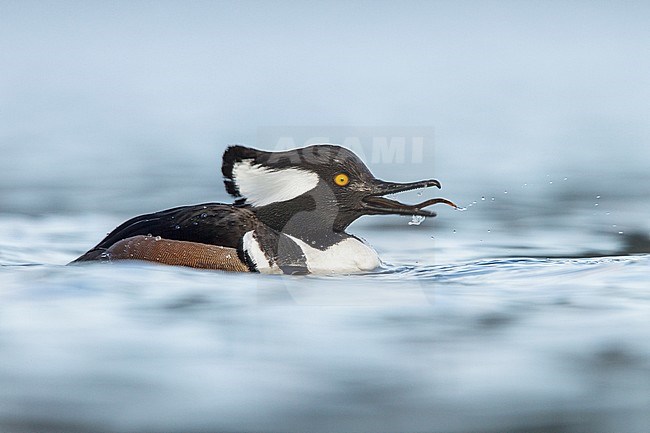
[563,177,568,181]
[618,231,624,235]
[417,191,422,197]
[522,183,527,187]
[481,196,485,201]
[491,197,495,201]
[596,195,601,199]
[612,224,617,228]
[594,203,599,207]
[408,215,426,226]
[455,206,467,212]
[487,230,491,233]
[311,240,316,245]
[472,201,477,205]
[504,190,508,194]
[452,229,456,234]
[200,213,208,218]
[606,212,610,215]
[430,236,435,239]
[174,225,181,230]
[549,181,553,184]
[192,221,198,225]
[154,236,161,241]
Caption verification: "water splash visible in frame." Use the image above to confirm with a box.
[408,215,426,226]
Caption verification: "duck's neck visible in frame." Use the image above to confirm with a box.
[254,201,349,250]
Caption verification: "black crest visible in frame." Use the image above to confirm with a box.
[221,145,260,198]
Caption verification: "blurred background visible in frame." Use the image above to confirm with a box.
[1,0,648,218]
[2,3,650,433]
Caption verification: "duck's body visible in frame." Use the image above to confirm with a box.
[72,145,455,274]
[74,202,379,274]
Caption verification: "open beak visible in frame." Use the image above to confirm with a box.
[361,179,457,217]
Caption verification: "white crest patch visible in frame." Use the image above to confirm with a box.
[232,160,319,207]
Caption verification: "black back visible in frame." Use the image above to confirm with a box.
[72,203,257,262]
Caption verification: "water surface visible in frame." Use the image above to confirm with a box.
[1,196,649,433]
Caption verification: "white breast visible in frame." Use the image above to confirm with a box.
[242,230,381,275]
[288,235,381,274]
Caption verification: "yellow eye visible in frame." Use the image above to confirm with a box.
[333,173,350,186]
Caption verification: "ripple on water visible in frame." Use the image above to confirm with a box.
[1,216,650,433]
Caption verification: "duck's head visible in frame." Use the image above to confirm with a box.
[222,144,456,232]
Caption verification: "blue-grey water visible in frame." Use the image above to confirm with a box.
[2,192,649,433]
[2,1,650,432]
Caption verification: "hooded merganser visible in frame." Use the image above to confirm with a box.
[72,145,456,274]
